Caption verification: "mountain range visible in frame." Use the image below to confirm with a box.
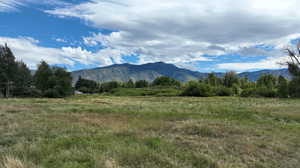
[71,62,291,84]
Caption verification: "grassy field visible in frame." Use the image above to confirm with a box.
[0,96,299,168]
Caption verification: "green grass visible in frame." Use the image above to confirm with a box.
[107,88,181,97]
[0,95,299,168]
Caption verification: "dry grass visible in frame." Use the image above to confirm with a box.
[1,156,26,168]
[0,95,299,168]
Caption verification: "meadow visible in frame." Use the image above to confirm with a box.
[0,95,299,168]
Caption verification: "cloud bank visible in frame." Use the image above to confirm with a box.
[44,0,300,71]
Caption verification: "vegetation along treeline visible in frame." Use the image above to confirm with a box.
[1,43,300,98]
[0,44,73,98]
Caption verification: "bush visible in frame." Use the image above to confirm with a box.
[108,88,181,97]
[23,88,42,98]
[43,89,61,98]
[240,88,257,97]
[256,87,277,97]
[181,81,213,97]
[13,88,42,98]
[215,87,233,96]
[241,87,277,98]
[152,76,181,87]
[78,87,97,94]
[100,81,120,92]
[288,79,300,98]
[135,80,149,88]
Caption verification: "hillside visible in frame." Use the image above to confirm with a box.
[71,62,291,83]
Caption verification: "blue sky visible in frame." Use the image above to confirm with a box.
[0,0,300,72]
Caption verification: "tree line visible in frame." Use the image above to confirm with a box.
[1,43,300,98]
[75,72,296,98]
[75,41,300,98]
[0,44,73,98]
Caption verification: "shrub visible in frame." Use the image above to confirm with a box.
[241,87,277,98]
[152,76,181,87]
[43,89,61,98]
[240,88,257,97]
[135,80,149,88]
[277,76,289,98]
[75,77,98,92]
[288,78,300,98]
[215,87,233,96]
[100,81,120,92]
[23,88,42,98]
[256,87,277,97]
[181,81,213,97]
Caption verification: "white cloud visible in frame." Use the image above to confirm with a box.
[217,56,289,72]
[0,0,69,12]
[55,38,67,43]
[0,0,21,11]
[0,36,136,69]
[45,0,300,70]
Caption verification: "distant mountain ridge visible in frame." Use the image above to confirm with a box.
[71,62,291,83]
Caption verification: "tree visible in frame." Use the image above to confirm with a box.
[135,80,149,88]
[12,61,33,96]
[286,43,300,97]
[34,61,53,93]
[223,72,239,88]
[152,76,181,87]
[125,79,135,88]
[52,67,73,97]
[257,74,277,89]
[34,61,73,98]
[277,76,289,98]
[0,44,18,97]
[206,73,219,86]
[181,81,213,97]
[75,76,98,93]
[100,81,120,92]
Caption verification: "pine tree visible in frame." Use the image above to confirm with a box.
[13,61,33,96]
[126,79,135,88]
[52,67,73,97]
[223,72,239,88]
[0,44,18,97]
[34,61,53,93]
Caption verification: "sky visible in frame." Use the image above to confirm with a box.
[0,0,300,72]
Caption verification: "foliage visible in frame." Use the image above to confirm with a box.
[257,74,277,89]
[240,88,257,97]
[34,61,53,92]
[0,44,33,97]
[100,81,120,92]
[75,76,99,93]
[109,88,181,97]
[241,87,277,98]
[34,61,73,98]
[255,87,277,98]
[152,76,181,87]
[181,81,213,97]
[125,79,135,88]
[286,43,300,97]
[205,73,220,86]
[215,86,233,96]
[277,76,289,98]
[223,72,239,88]
[135,80,149,88]
[289,78,300,98]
